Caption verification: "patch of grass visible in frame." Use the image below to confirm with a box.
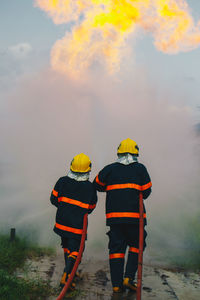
[0,234,54,273]
[0,235,29,273]
[26,244,55,260]
[0,234,55,299]
[63,289,83,299]
[0,270,55,300]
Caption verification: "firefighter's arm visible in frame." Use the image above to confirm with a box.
[140,165,152,199]
[88,188,98,214]
[142,186,151,199]
[93,169,107,192]
[50,179,60,207]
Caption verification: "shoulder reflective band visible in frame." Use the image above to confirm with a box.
[106,182,152,191]
[58,197,90,209]
[95,175,106,186]
[55,223,83,235]
[106,212,146,219]
[129,247,139,254]
[52,189,58,197]
[109,253,125,259]
[58,197,96,210]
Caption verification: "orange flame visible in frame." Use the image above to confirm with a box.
[35,0,200,76]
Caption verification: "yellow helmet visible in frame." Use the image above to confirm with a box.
[70,153,92,173]
[117,138,139,156]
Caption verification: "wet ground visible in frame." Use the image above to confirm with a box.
[17,251,200,300]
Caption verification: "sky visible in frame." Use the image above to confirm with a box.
[0,0,200,263]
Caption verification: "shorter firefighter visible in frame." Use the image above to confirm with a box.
[50,153,97,288]
[94,139,152,293]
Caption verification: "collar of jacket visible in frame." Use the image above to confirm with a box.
[117,153,138,165]
[67,170,90,181]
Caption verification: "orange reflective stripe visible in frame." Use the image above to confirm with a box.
[55,223,83,235]
[106,182,152,191]
[106,183,141,191]
[64,248,70,254]
[141,182,152,190]
[89,204,96,209]
[96,175,106,186]
[129,247,139,254]
[106,212,146,219]
[109,253,125,259]
[70,251,79,257]
[52,189,58,197]
[58,197,89,209]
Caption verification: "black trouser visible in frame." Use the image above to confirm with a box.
[107,224,147,288]
[61,237,81,276]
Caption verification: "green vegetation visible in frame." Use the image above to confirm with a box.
[0,270,55,300]
[148,211,200,271]
[176,213,200,270]
[0,234,55,300]
[63,289,83,299]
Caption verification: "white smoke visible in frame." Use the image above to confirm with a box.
[0,67,199,266]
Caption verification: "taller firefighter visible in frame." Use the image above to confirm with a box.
[93,138,152,293]
[50,153,97,289]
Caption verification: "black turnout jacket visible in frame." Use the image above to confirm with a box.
[50,176,97,239]
[93,162,152,226]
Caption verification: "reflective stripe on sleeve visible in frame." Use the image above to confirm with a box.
[106,212,146,219]
[52,189,58,197]
[129,247,139,254]
[106,182,152,191]
[141,182,152,190]
[95,175,106,186]
[109,253,125,259]
[55,223,83,235]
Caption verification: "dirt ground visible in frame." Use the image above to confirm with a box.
[20,250,200,300]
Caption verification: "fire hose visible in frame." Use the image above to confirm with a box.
[137,192,144,300]
[56,213,88,300]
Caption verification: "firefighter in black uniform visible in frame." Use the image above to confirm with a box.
[93,138,152,293]
[50,153,97,288]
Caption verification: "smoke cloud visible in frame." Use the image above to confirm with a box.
[0,66,199,267]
